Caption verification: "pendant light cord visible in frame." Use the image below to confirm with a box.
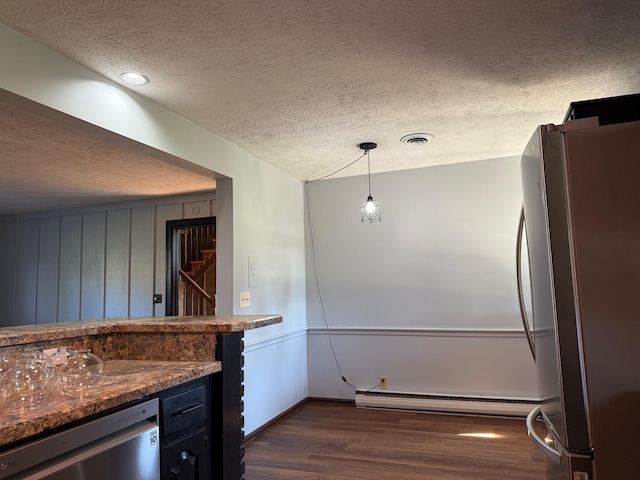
[303,142,382,392]
[304,181,358,392]
[305,152,365,183]
[366,149,372,197]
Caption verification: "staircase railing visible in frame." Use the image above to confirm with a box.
[179,268,215,315]
[180,225,216,271]
[179,224,216,316]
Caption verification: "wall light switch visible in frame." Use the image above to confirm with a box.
[239,291,251,308]
[248,256,258,287]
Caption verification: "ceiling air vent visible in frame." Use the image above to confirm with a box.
[400,133,434,145]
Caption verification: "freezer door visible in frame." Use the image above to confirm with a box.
[527,406,593,480]
[521,126,591,451]
[521,127,565,439]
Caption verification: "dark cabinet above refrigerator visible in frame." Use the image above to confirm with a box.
[564,92,640,125]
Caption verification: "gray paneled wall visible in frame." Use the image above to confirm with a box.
[0,221,18,325]
[0,193,215,327]
[59,214,81,322]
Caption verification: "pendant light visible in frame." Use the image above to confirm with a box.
[359,142,381,223]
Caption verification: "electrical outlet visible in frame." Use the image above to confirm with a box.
[239,291,251,308]
[379,376,387,390]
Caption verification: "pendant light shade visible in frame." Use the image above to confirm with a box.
[359,142,381,223]
[361,195,381,222]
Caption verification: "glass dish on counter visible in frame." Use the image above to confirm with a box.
[57,349,104,395]
[0,347,105,409]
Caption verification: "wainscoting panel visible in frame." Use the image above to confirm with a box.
[307,327,539,406]
[243,328,308,435]
[80,211,106,321]
[36,216,60,324]
[16,219,38,324]
[58,214,81,322]
[0,221,18,325]
[105,208,130,318]
[130,206,154,317]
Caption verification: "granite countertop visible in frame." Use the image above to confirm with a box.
[0,359,221,449]
[0,314,280,450]
[0,314,282,347]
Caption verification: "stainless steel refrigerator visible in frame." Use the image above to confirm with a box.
[517,98,640,480]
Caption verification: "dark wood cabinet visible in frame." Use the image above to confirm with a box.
[162,427,209,480]
[157,331,247,480]
[159,376,213,480]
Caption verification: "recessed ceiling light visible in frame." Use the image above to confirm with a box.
[119,72,149,86]
[400,133,434,145]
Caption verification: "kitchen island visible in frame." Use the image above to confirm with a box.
[0,314,282,479]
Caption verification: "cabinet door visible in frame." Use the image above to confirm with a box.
[161,428,211,480]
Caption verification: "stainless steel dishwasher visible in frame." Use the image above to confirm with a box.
[0,398,159,480]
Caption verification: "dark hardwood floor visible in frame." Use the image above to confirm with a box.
[244,401,547,479]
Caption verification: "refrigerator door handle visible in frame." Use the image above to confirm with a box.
[526,406,561,464]
[517,206,535,360]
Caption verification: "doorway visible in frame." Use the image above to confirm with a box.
[166,217,216,316]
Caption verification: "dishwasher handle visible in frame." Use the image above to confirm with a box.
[526,406,561,464]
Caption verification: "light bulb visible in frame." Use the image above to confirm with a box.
[120,72,149,85]
[365,200,376,213]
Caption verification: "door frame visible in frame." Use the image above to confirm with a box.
[165,216,216,316]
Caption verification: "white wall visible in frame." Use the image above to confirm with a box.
[305,157,538,400]
[230,148,307,434]
[0,24,307,434]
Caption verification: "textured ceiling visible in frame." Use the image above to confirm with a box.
[0,94,217,215]
[1,0,640,213]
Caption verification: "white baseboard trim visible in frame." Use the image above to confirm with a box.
[355,391,538,417]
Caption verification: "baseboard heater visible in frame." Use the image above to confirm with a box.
[355,391,538,417]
